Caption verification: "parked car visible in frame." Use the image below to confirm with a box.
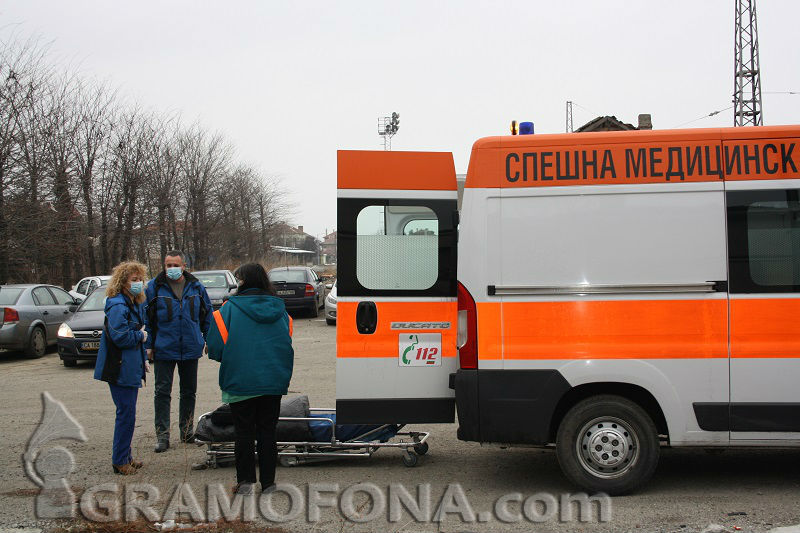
[69,275,111,302]
[193,269,238,309]
[57,287,107,367]
[324,280,337,325]
[0,284,80,358]
[268,266,325,317]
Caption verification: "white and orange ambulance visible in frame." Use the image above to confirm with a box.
[335,125,800,494]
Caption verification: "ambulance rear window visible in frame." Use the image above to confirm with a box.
[356,205,438,290]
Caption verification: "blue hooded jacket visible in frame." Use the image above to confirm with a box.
[144,270,212,361]
[207,290,294,396]
[94,293,147,388]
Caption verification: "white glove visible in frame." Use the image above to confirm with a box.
[140,327,148,343]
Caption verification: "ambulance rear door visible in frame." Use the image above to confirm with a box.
[336,150,458,424]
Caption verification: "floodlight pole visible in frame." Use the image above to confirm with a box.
[378,112,399,151]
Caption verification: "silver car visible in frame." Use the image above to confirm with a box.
[324,280,337,325]
[0,284,80,358]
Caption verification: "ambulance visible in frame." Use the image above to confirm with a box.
[335,125,800,494]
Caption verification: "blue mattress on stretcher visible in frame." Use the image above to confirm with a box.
[308,413,400,443]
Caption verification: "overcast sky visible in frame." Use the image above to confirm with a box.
[2,1,799,239]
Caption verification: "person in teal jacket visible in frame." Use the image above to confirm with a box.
[207,262,294,495]
[93,261,150,475]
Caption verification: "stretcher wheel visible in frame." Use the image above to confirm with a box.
[402,452,418,467]
[413,442,429,456]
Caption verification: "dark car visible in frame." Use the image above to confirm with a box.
[193,269,238,309]
[57,287,107,367]
[268,266,325,317]
[0,284,80,358]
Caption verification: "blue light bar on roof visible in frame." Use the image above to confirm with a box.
[519,121,534,135]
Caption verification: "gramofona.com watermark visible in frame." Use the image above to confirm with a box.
[77,482,611,524]
[24,392,611,525]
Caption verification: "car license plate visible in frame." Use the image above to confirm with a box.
[277,290,294,296]
[81,341,100,351]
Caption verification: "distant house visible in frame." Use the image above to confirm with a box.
[270,224,319,266]
[272,224,313,249]
[320,230,337,265]
[576,114,653,132]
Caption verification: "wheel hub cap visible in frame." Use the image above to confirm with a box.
[577,417,638,479]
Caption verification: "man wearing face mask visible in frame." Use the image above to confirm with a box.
[144,250,213,453]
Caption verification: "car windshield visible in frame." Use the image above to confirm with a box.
[0,288,23,305]
[197,273,228,288]
[269,270,306,283]
[79,289,107,311]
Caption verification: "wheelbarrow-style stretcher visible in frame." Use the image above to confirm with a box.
[192,396,430,469]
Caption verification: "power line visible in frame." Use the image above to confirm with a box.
[572,102,601,117]
[674,106,734,128]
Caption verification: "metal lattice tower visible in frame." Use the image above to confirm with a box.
[566,101,574,132]
[733,0,763,126]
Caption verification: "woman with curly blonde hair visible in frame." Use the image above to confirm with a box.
[93,261,151,474]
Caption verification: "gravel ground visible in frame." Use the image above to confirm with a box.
[1,316,800,533]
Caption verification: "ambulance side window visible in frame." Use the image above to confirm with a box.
[728,189,800,293]
[356,205,439,290]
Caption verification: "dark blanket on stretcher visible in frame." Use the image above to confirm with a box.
[196,395,312,442]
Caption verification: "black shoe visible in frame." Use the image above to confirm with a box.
[261,483,276,494]
[234,482,254,496]
[154,439,169,453]
[180,434,195,444]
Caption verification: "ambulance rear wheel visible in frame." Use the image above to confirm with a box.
[556,395,659,496]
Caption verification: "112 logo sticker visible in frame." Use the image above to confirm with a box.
[399,333,441,366]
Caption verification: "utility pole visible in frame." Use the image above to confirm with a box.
[733,0,763,126]
[378,112,400,150]
[566,101,574,133]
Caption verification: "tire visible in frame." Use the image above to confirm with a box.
[556,394,660,495]
[63,358,77,367]
[326,317,335,326]
[308,305,319,318]
[414,442,429,455]
[25,327,47,359]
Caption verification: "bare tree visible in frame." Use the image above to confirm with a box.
[72,80,116,274]
[179,127,231,268]
[42,72,82,288]
[0,37,50,283]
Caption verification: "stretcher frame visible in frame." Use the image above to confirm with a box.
[193,407,430,469]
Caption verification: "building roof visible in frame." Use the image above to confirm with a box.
[272,223,314,239]
[575,115,636,132]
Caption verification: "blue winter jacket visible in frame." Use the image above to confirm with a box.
[207,289,294,396]
[144,270,212,361]
[94,293,147,388]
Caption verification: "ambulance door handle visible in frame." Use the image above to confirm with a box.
[356,301,377,335]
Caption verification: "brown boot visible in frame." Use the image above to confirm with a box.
[129,459,143,469]
[113,463,138,475]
